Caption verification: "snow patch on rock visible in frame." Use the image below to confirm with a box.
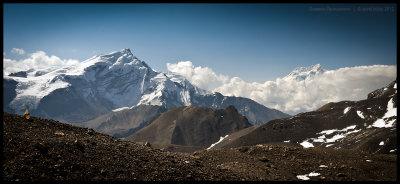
[207,135,229,150]
[370,97,397,128]
[343,107,351,114]
[300,140,314,148]
[297,172,320,180]
[357,111,365,119]
[301,125,360,148]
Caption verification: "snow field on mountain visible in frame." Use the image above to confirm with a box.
[7,71,71,111]
[369,97,397,128]
[112,106,132,112]
[300,125,361,148]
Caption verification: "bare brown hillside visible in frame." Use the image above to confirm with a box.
[126,105,251,150]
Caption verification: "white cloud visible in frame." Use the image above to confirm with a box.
[3,51,79,75]
[166,61,396,115]
[166,61,229,90]
[214,65,397,115]
[11,48,25,55]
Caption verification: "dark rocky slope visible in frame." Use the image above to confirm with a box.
[3,112,396,181]
[2,112,239,181]
[3,78,18,113]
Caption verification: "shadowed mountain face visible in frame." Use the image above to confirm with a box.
[3,78,18,113]
[126,105,251,151]
[212,80,397,154]
[79,105,167,138]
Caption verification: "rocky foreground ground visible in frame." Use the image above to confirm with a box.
[2,112,397,181]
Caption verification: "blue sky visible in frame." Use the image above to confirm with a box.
[3,3,397,82]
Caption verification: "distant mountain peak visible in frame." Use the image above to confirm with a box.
[122,48,132,53]
[78,48,151,75]
[107,48,133,55]
[291,64,324,75]
[284,64,325,81]
[99,48,136,62]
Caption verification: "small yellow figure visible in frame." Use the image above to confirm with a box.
[24,109,32,121]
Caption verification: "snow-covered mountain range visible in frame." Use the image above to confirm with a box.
[3,49,289,125]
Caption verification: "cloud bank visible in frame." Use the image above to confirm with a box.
[3,51,79,75]
[166,61,229,90]
[11,48,25,55]
[167,61,396,115]
[214,65,396,115]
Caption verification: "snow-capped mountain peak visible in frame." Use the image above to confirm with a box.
[4,49,289,125]
[66,48,150,77]
[98,48,137,65]
[6,49,156,113]
[5,49,208,116]
[284,64,325,81]
[90,48,135,62]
